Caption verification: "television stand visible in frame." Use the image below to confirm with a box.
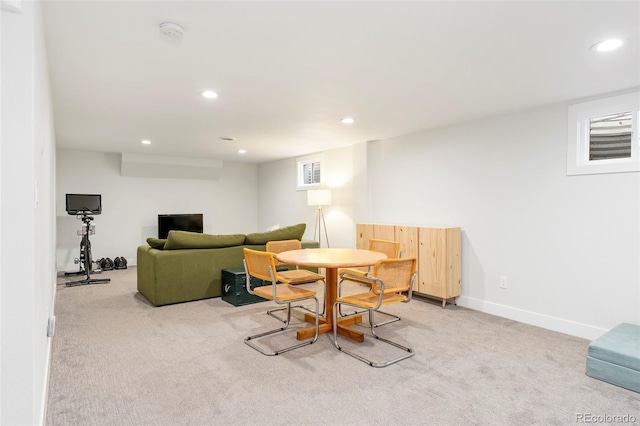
[65,212,110,287]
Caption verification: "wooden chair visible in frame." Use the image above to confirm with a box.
[333,257,418,367]
[265,239,326,321]
[243,248,319,356]
[338,238,401,326]
[341,239,400,273]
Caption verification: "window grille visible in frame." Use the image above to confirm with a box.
[589,112,632,160]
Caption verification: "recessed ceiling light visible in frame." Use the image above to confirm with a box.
[141,140,151,145]
[219,137,235,141]
[159,22,184,40]
[341,117,354,124]
[592,38,624,52]
[237,149,246,154]
[202,90,218,99]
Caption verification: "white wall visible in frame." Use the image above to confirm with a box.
[56,149,259,271]
[365,100,639,339]
[257,146,355,249]
[257,97,640,340]
[1,1,57,424]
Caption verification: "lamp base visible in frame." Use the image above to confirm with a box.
[313,207,330,248]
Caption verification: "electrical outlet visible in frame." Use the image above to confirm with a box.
[499,276,508,289]
[47,315,56,337]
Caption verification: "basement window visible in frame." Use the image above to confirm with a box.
[589,112,632,160]
[567,91,639,175]
[296,153,323,190]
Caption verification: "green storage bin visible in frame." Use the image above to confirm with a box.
[221,267,274,306]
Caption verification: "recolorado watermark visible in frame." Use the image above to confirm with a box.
[576,413,637,423]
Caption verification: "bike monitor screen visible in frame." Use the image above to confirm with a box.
[66,194,102,215]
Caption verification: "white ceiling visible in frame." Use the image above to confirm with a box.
[42,1,640,163]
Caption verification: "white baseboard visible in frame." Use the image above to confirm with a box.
[40,333,52,426]
[456,295,608,341]
[58,264,80,274]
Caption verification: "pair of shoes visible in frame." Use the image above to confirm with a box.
[114,257,127,270]
[97,258,114,271]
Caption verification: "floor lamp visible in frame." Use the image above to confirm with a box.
[307,189,331,248]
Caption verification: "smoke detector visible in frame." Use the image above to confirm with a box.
[160,22,184,40]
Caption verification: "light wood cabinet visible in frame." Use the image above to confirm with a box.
[417,227,461,307]
[355,223,461,307]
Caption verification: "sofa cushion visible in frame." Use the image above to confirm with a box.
[164,231,246,250]
[146,238,167,250]
[244,223,306,245]
[586,323,640,392]
[588,323,640,372]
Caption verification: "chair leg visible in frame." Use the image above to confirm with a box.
[337,277,368,318]
[371,310,401,328]
[339,308,401,328]
[267,304,305,323]
[333,302,414,368]
[337,278,400,327]
[246,297,319,356]
[267,282,326,322]
[368,311,413,366]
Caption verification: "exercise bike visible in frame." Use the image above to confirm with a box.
[65,212,110,287]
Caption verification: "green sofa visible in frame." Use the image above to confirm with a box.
[136,223,319,306]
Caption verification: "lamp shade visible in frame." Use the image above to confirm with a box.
[307,189,332,207]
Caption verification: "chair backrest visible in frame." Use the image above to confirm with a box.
[370,258,417,295]
[243,248,277,283]
[266,239,302,266]
[369,238,401,259]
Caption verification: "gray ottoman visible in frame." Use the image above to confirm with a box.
[586,323,640,393]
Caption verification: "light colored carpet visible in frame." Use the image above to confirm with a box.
[47,267,640,425]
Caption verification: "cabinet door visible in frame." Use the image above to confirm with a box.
[355,223,374,249]
[444,228,462,299]
[373,224,395,241]
[418,227,447,297]
[417,227,461,299]
[396,226,418,260]
[353,224,375,273]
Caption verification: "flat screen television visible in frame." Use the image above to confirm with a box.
[158,214,203,239]
[66,194,102,215]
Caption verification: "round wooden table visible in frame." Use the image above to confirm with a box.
[275,248,387,341]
